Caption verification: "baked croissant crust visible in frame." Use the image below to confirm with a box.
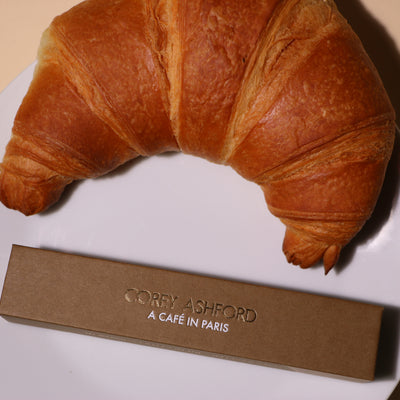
[0,0,395,273]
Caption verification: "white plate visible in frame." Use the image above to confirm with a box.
[1,8,400,400]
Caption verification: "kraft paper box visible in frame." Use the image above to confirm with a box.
[0,245,383,381]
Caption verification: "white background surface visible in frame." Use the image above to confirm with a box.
[0,1,400,399]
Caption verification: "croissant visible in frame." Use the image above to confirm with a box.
[0,0,395,273]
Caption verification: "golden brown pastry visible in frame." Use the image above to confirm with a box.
[0,0,395,273]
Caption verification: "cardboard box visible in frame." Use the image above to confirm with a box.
[0,245,383,381]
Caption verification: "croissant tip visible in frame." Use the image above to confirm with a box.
[323,245,341,275]
[324,263,334,275]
